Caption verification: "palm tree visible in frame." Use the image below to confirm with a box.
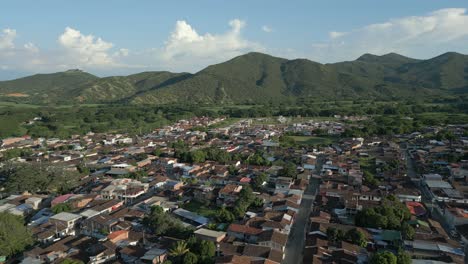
[169,240,189,258]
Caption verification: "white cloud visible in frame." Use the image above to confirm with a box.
[58,27,116,67]
[329,31,346,39]
[0,28,16,50]
[160,19,264,70]
[116,48,129,57]
[310,8,468,62]
[23,42,39,53]
[0,26,136,78]
[261,25,273,33]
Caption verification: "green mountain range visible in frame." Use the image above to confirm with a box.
[1,52,467,105]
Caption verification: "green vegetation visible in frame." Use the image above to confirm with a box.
[216,206,236,223]
[1,52,468,106]
[326,227,367,247]
[182,201,217,218]
[369,251,397,264]
[0,96,467,139]
[355,196,411,231]
[233,185,256,218]
[167,236,216,264]
[52,203,72,214]
[252,173,268,190]
[0,104,198,138]
[0,213,33,258]
[370,250,411,264]
[143,206,192,239]
[0,162,82,194]
[0,148,33,161]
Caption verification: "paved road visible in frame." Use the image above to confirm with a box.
[283,155,323,264]
[283,178,319,264]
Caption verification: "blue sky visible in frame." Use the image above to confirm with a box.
[1,0,468,79]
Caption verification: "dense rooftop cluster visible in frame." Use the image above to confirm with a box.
[0,116,467,264]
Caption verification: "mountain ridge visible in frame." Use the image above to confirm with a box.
[0,52,467,104]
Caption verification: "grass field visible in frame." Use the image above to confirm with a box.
[290,135,338,145]
[181,201,218,218]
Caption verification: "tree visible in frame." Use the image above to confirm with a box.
[153,148,163,157]
[52,203,72,214]
[233,185,255,218]
[216,206,235,223]
[370,251,397,264]
[170,240,190,263]
[143,206,191,238]
[252,197,264,208]
[183,252,198,264]
[363,171,380,187]
[397,250,411,264]
[1,162,81,194]
[327,227,340,243]
[253,173,268,190]
[401,222,415,240]
[238,186,254,204]
[355,197,411,230]
[345,228,367,247]
[198,240,216,258]
[279,162,297,178]
[326,227,346,244]
[0,213,33,257]
[190,150,207,163]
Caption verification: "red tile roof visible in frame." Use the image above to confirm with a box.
[228,224,263,235]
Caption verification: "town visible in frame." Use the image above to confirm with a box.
[0,115,467,264]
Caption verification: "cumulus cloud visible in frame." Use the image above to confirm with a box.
[261,25,273,33]
[160,19,264,70]
[58,27,117,67]
[23,42,39,53]
[0,28,16,50]
[0,26,136,79]
[310,8,468,62]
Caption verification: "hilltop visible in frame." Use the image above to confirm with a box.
[1,52,467,104]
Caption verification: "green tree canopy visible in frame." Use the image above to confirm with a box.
[183,252,198,264]
[370,251,397,264]
[52,203,72,214]
[345,228,367,247]
[0,213,33,257]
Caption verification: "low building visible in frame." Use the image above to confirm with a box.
[194,228,226,243]
[49,212,82,237]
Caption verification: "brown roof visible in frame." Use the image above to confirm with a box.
[216,255,255,264]
[119,245,147,257]
[219,184,241,195]
[257,230,288,246]
[228,224,263,235]
[241,244,267,255]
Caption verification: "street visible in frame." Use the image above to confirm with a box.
[283,178,319,264]
[283,155,323,264]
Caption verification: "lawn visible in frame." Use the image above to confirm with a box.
[182,200,218,218]
[290,135,338,146]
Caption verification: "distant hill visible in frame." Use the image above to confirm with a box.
[0,69,98,103]
[1,52,467,104]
